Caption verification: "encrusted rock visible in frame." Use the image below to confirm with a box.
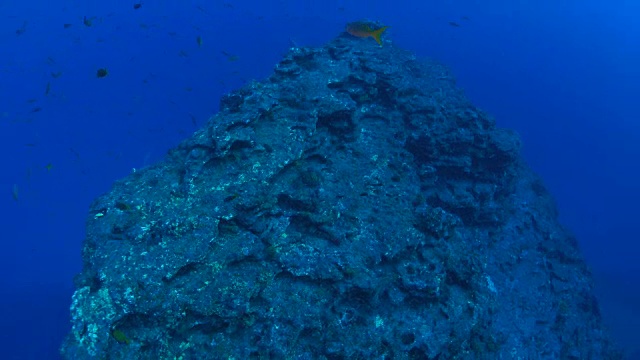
[61,33,621,359]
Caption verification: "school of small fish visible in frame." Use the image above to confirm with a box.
[6,2,470,203]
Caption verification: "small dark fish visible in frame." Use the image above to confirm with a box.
[83,16,93,27]
[196,5,212,16]
[196,35,203,47]
[133,3,142,10]
[189,113,197,126]
[448,21,461,27]
[15,21,27,35]
[112,329,130,345]
[12,184,19,201]
[96,68,109,78]
[461,16,471,21]
[221,51,239,62]
[51,71,63,78]
[45,82,51,96]
[31,107,43,113]
[63,23,72,29]
[69,147,81,160]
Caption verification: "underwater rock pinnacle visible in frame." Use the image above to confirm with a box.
[61,33,622,359]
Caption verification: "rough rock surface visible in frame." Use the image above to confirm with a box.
[61,32,622,359]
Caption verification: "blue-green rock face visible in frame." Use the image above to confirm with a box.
[61,35,621,359]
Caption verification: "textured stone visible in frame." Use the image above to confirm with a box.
[61,32,621,359]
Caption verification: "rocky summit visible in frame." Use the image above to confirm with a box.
[61,33,621,359]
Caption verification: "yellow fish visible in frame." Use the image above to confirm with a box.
[345,21,388,46]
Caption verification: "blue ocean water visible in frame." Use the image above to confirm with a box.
[1,1,638,358]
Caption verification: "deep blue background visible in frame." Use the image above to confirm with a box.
[1,1,638,358]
